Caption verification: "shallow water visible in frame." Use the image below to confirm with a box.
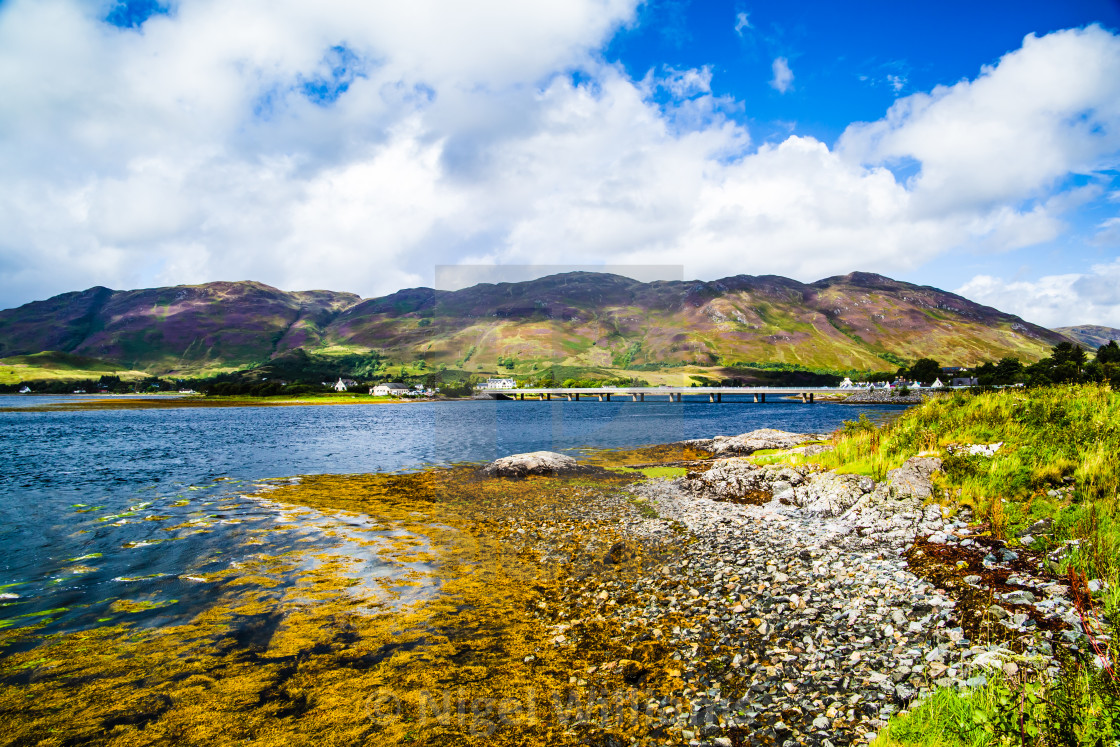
[0,396,906,635]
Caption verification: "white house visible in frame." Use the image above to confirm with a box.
[481,378,516,389]
[839,377,854,388]
[332,378,359,392]
[371,383,410,396]
[930,378,945,388]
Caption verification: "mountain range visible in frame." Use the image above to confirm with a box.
[0,272,1075,379]
[1054,325,1120,350]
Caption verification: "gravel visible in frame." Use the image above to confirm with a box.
[507,433,1105,747]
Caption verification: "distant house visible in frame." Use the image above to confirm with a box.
[371,383,409,397]
[480,378,516,389]
[930,378,945,388]
[952,377,978,387]
[18,386,30,394]
[334,378,359,392]
[839,377,855,388]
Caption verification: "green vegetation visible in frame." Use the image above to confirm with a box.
[804,384,1120,745]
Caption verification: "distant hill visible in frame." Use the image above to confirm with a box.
[0,272,1067,377]
[1054,325,1120,350]
[0,281,359,373]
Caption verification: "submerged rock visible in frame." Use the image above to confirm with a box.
[480,451,589,478]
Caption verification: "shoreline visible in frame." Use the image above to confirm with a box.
[0,419,1101,745]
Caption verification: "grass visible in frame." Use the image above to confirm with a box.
[801,385,1120,746]
[0,352,150,385]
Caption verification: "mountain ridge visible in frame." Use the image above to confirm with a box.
[0,272,1070,376]
[1054,325,1120,350]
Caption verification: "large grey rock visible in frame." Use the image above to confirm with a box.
[885,456,942,499]
[677,459,812,503]
[681,429,823,457]
[480,451,587,478]
[796,472,875,516]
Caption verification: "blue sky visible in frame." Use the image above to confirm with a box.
[604,0,1120,296]
[0,0,1119,328]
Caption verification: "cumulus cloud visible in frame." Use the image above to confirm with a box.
[0,3,1117,318]
[839,26,1120,213]
[770,57,794,93]
[957,259,1120,328]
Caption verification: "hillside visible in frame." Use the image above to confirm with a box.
[324,271,1065,374]
[1054,325,1120,350]
[0,273,1067,377]
[0,282,360,373]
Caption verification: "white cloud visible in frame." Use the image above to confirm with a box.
[840,26,1120,213]
[770,57,793,93]
[0,3,1117,318]
[957,259,1120,328]
[659,65,713,99]
[734,12,751,36]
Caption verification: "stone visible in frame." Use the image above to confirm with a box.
[885,457,942,499]
[680,429,822,456]
[1005,590,1036,605]
[480,451,589,477]
[987,605,1009,620]
[605,541,632,564]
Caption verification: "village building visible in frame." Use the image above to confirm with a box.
[480,378,516,389]
[333,378,359,392]
[371,383,409,396]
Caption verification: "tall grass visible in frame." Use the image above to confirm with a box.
[829,385,1120,746]
[817,386,1120,576]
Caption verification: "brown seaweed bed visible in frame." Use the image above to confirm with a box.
[0,445,713,746]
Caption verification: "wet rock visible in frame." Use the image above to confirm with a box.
[605,541,633,565]
[680,429,823,457]
[480,451,588,478]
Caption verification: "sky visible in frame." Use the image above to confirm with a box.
[1,0,1119,329]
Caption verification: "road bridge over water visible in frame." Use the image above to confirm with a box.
[482,386,865,403]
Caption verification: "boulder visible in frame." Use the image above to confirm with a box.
[885,456,942,499]
[480,451,589,478]
[677,459,812,504]
[680,429,823,457]
[796,472,875,516]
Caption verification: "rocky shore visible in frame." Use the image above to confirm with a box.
[835,389,942,405]
[495,431,1104,746]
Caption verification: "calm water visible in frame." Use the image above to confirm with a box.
[0,396,906,637]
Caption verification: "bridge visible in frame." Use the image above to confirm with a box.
[480,386,865,403]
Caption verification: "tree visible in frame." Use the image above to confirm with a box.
[1097,340,1120,365]
[907,358,941,385]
